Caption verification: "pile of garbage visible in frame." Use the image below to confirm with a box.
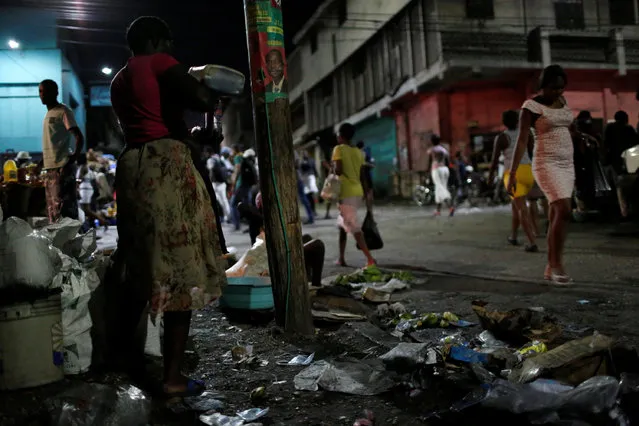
[0,216,107,375]
[289,299,639,425]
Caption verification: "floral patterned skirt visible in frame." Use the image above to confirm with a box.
[115,138,227,314]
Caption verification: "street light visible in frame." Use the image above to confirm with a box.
[8,39,20,49]
[101,66,112,76]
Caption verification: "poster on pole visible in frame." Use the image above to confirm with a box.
[246,0,288,104]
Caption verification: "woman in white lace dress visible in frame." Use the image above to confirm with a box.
[507,65,594,285]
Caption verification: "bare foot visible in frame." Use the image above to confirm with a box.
[163,375,205,397]
[335,259,348,267]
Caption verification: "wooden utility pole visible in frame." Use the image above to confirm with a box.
[243,0,314,335]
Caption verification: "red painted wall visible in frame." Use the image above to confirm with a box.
[394,94,440,172]
[394,70,639,172]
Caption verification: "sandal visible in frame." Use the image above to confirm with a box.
[543,265,573,285]
[164,378,206,399]
[507,237,519,246]
[549,272,573,286]
[524,244,539,253]
[335,260,348,267]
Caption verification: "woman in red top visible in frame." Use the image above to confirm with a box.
[110,16,227,398]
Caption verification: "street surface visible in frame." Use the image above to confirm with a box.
[223,203,639,284]
[220,203,639,344]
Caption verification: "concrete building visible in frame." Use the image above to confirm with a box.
[0,8,86,155]
[289,0,639,197]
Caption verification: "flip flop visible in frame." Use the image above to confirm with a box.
[164,379,206,399]
[335,260,348,267]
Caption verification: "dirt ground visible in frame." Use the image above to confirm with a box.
[2,271,639,425]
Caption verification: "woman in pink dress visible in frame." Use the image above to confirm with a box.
[507,65,595,285]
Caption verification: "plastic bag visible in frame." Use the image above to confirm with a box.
[52,253,101,374]
[320,173,341,202]
[482,376,620,418]
[61,228,98,261]
[37,217,82,251]
[357,212,383,251]
[226,235,270,278]
[3,231,62,289]
[48,383,150,426]
[294,359,394,395]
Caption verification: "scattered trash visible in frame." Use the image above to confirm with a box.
[231,345,253,361]
[333,266,414,286]
[250,386,267,403]
[449,346,490,365]
[362,287,391,303]
[339,322,401,351]
[277,353,314,366]
[380,343,439,369]
[517,341,547,359]
[185,392,226,412]
[353,409,375,426]
[237,407,269,422]
[482,375,621,421]
[223,345,267,368]
[472,301,562,345]
[311,294,370,322]
[477,330,509,353]
[168,393,226,414]
[450,319,477,328]
[47,383,150,425]
[294,359,394,395]
[577,300,590,305]
[509,333,615,384]
[389,302,407,315]
[390,311,463,334]
[199,412,244,426]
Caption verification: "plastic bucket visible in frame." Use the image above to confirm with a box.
[0,295,64,390]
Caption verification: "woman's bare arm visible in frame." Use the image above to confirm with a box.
[160,64,222,112]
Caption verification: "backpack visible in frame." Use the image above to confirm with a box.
[240,157,258,186]
[212,158,229,183]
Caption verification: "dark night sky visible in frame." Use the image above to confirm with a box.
[1,0,322,84]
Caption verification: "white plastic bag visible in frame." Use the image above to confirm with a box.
[53,253,100,374]
[4,231,62,288]
[145,315,163,357]
[2,216,32,241]
[37,217,82,250]
[225,234,270,278]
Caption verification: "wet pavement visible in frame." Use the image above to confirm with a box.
[3,204,639,425]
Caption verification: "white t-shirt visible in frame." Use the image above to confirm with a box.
[42,103,78,170]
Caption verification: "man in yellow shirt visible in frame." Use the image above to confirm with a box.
[332,123,376,267]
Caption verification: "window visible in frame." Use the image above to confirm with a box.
[310,29,318,54]
[337,0,347,25]
[320,78,333,98]
[609,0,636,26]
[351,50,366,78]
[554,0,585,30]
[466,0,495,19]
[332,34,338,64]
